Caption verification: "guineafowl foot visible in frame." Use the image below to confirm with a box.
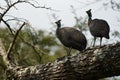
[67,53,71,56]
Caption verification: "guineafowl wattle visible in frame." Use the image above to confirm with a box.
[55,20,87,55]
[86,9,110,47]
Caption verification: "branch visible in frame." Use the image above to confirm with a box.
[1,0,20,19]
[7,42,120,80]
[5,0,10,7]
[1,18,14,35]
[7,22,25,61]
[1,18,45,63]
[22,1,52,10]
[0,39,10,66]
[0,7,6,10]
[1,0,54,19]
[18,35,45,63]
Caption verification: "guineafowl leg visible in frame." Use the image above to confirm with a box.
[67,48,72,56]
[93,37,96,47]
[100,37,102,47]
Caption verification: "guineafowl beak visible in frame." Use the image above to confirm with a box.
[86,9,92,18]
[55,20,61,24]
[57,20,61,23]
[55,20,61,28]
[86,9,91,13]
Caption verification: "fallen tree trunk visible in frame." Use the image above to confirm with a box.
[1,42,120,80]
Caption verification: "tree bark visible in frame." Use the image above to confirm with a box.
[0,42,119,80]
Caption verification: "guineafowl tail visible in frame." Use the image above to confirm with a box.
[105,35,110,39]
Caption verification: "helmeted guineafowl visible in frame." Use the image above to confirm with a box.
[55,20,87,55]
[86,9,110,47]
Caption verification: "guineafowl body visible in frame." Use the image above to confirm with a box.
[55,20,87,55]
[86,9,110,47]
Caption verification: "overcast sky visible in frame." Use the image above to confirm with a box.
[0,1,120,79]
[1,0,120,45]
[2,0,119,32]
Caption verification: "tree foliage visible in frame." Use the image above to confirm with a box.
[0,0,120,80]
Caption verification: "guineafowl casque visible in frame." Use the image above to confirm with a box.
[55,20,87,55]
[86,9,110,47]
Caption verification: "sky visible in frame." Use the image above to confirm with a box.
[0,0,120,45]
[0,1,120,79]
[1,0,119,32]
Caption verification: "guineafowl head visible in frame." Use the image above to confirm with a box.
[86,9,92,18]
[55,20,61,28]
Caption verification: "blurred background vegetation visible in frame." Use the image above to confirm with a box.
[0,0,120,80]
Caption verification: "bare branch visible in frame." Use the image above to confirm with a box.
[7,22,26,61]
[1,0,53,21]
[5,14,29,23]
[5,0,10,7]
[0,1,20,22]
[1,18,14,35]
[20,0,55,10]
[18,36,42,63]
[0,39,10,66]
[110,0,120,11]
[19,35,45,55]
[1,17,45,63]
[0,6,6,10]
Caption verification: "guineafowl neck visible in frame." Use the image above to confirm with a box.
[87,12,92,20]
[88,17,92,25]
[88,17,92,21]
[57,24,61,29]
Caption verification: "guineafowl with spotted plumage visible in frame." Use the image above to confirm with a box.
[55,20,87,55]
[86,9,110,47]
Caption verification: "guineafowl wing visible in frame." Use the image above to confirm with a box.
[67,28,87,50]
[56,27,87,50]
[89,19,110,38]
